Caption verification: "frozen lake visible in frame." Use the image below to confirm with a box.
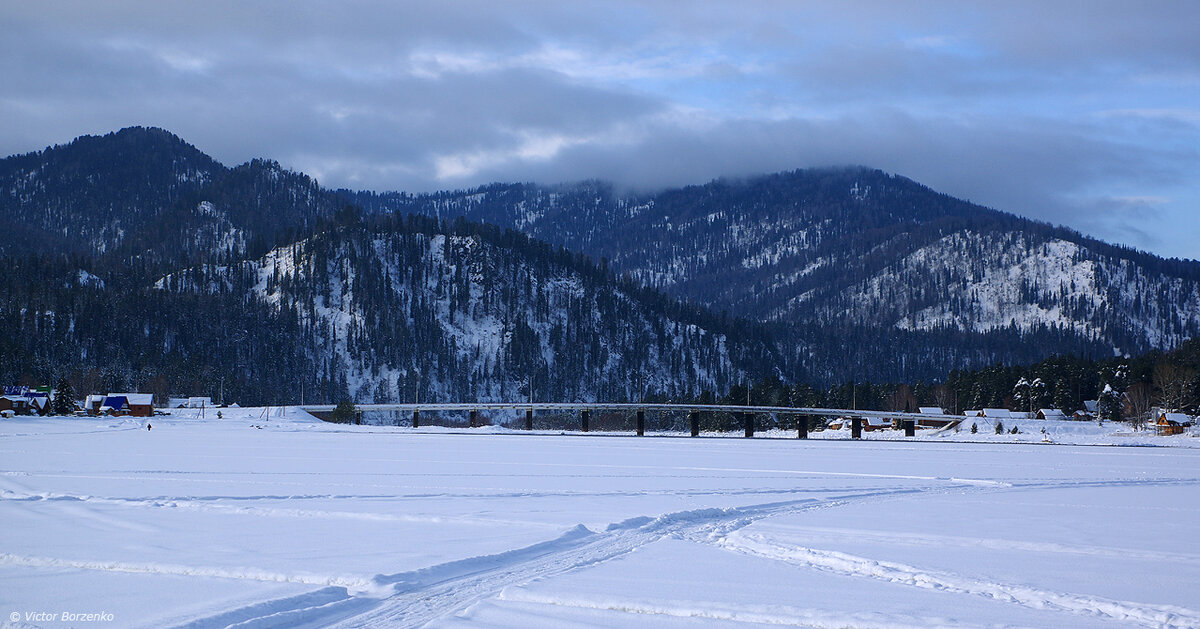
[2,409,1198,628]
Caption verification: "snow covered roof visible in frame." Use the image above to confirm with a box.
[1084,400,1098,413]
[1160,413,1193,425]
[982,408,1012,419]
[919,407,944,414]
[109,393,153,406]
[1038,409,1066,418]
[864,416,892,426]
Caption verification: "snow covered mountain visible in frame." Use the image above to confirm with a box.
[152,215,781,403]
[4,127,1199,391]
[0,127,339,265]
[346,169,1200,369]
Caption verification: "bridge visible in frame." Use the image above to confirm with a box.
[298,402,968,439]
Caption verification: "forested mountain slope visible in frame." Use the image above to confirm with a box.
[4,127,1198,392]
[344,168,1200,369]
[0,213,781,403]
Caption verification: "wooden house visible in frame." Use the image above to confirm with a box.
[102,393,154,417]
[1037,409,1067,420]
[916,407,958,429]
[1156,412,1193,436]
[85,394,106,415]
[0,395,32,415]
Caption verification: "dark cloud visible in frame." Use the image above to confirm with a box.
[1,1,1198,258]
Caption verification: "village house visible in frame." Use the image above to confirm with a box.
[85,394,107,415]
[826,416,895,431]
[1156,412,1193,436]
[965,408,1013,420]
[0,388,54,416]
[1037,408,1067,420]
[916,406,959,429]
[0,394,32,415]
[99,393,154,417]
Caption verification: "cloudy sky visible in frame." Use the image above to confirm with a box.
[3,1,1198,259]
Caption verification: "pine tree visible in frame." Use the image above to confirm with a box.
[51,377,76,416]
[330,400,357,424]
[1097,384,1123,422]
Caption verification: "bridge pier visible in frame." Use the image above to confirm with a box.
[581,409,590,432]
[851,416,862,439]
[412,409,419,428]
[797,414,808,439]
[636,410,645,436]
[469,409,478,428]
[525,409,533,431]
[904,418,915,437]
[744,412,755,438]
[689,411,700,437]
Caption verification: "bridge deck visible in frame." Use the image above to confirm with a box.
[299,402,965,423]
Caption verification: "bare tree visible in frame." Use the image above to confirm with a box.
[1153,362,1197,410]
[886,384,917,412]
[931,384,956,414]
[1124,381,1153,431]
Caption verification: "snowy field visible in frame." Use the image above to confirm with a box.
[2,408,1199,628]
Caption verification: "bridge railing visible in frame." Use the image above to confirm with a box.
[300,402,969,438]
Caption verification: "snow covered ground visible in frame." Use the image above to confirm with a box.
[2,407,1198,628]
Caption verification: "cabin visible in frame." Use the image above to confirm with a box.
[27,392,51,416]
[1083,400,1099,414]
[0,395,32,415]
[916,406,958,429]
[85,394,107,415]
[1037,409,1067,420]
[103,393,153,417]
[963,409,1012,419]
[1156,412,1193,436]
[826,416,894,431]
[98,396,128,416]
[863,416,895,431]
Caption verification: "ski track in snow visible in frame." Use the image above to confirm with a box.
[713,533,1200,629]
[164,483,947,628]
[487,590,1029,629]
[159,475,1200,629]
[6,445,1197,628]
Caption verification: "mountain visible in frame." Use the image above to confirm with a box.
[343,169,1200,379]
[0,127,340,267]
[152,213,781,403]
[3,127,1199,395]
[0,130,780,403]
